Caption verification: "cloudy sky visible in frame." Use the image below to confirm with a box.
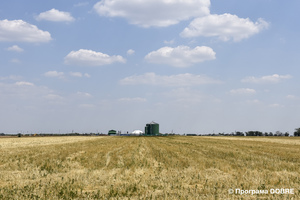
[0,0,299,134]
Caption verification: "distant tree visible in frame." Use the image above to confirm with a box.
[264,132,269,136]
[294,128,300,136]
[246,131,252,136]
[246,131,263,136]
[275,131,283,136]
[257,131,263,136]
[269,132,273,136]
[235,131,244,136]
[284,132,289,137]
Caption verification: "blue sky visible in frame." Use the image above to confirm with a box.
[0,0,300,134]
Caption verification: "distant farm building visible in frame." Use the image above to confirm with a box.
[145,121,159,135]
[108,130,117,135]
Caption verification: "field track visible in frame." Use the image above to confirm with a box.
[0,136,299,199]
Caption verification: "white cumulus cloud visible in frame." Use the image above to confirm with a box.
[15,81,34,86]
[120,73,221,87]
[6,45,24,52]
[181,13,269,41]
[164,40,175,45]
[286,95,298,100]
[0,81,58,102]
[0,19,52,43]
[44,94,64,101]
[145,45,216,67]
[230,88,256,95]
[242,74,292,84]
[36,9,75,22]
[76,92,92,98]
[44,71,64,78]
[94,0,210,27]
[64,49,126,66]
[84,73,91,78]
[74,2,89,7]
[127,49,135,55]
[70,72,83,77]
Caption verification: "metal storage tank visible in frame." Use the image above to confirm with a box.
[132,130,143,135]
[145,121,159,135]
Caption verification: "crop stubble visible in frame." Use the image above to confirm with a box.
[0,136,299,199]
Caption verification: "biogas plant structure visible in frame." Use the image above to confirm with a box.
[144,121,159,136]
[108,121,160,136]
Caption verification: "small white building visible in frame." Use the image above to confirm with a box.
[131,130,143,135]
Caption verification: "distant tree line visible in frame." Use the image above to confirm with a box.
[189,131,290,136]
[185,128,300,137]
[0,132,108,137]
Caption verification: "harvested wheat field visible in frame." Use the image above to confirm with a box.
[0,136,299,199]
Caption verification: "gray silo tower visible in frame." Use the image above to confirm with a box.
[145,121,159,135]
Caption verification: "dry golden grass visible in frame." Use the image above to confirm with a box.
[206,136,300,145]
[0,136,100,148]
[0,136,299,199]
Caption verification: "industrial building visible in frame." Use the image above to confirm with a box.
[107,121,159,136]
[108,130,117,135]
[145,121,159,135]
